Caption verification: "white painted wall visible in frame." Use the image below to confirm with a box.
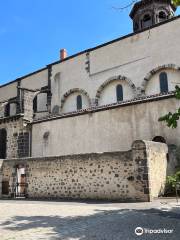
[62,92,90,113]
[51,55,90,110]
[20,70,48,90]
[50,17,180,112]
[0,82,17,102]
[9,103,17,116]
[37,93,47,112]
[146,69,180,95]
[32,97,180,157]
[98,80,134,106]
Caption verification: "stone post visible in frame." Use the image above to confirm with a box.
[132,140,151,202]
[23,89,38,122]
[0,160,4,198]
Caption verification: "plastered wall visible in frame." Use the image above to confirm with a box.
[51,17,180,110]
[0,82,17,102]
[32,97,180,157]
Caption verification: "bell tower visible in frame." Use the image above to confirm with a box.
[130,0,177,32]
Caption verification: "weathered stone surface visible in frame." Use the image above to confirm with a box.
[0,119,30,158]
[0,140,168,202]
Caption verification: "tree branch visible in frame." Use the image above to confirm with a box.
[112,0,138,11]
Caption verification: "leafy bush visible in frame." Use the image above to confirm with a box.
[159,86,180,128]
[173,0,180,6]
[166,171,180,195]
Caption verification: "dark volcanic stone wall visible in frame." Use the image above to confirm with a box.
[1,141,168,201]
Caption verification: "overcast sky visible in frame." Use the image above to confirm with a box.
[0,0,179,85]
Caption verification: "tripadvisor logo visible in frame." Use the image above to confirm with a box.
[135,227,144,236]
[135,227,174,236]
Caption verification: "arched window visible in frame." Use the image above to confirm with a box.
[159,72,168,93]
[4,103,10,117]
[159,11,167,22]
[77,95,82,110]
[142,14,152,28]
[33,96,37,113]
[134,22,139,31]
[116,85,123,102]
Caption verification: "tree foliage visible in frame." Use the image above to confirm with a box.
[167,171,180,189]
[172,0,180,6]
[158,86,180,128]
[112,0,180,11]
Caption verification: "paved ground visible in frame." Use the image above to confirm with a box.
[0,198,180,240]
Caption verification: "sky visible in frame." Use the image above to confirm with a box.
[0,0,179,85]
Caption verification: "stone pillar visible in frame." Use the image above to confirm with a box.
[0,160,4,198]
[23,89,37,122]
[132,140,151,202]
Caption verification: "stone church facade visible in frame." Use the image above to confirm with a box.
[0,0,180,201]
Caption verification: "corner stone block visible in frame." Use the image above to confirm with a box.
[0,160,4,198]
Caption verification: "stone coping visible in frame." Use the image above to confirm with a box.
[32,91,175,124]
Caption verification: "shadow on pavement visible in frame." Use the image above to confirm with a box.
[1,207,180,240]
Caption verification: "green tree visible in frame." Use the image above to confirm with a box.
[172,0,180,6]
[167,170,180,189]
[158,86,180,128]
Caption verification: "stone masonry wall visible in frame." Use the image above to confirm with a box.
[23,89,36,122]
[0,117,30,158]
[1,141,168,201]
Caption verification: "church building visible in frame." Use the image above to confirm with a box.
[0,0,180,201]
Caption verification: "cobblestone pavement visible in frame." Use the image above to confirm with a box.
[0,198,180,240]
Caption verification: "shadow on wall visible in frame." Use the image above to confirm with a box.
[167,145,180,176]
[1,207,180,239]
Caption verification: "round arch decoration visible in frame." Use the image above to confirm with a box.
[157,6,170,17]
[95,75,136,103]
[141,64,180,91]
[140,9,154,19]
[60,88,91,110]
[0,101,9,111]
[0,100,20,116]
[152,136,166,143]
[32,90,42,100]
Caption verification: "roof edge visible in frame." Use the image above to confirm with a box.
[47,15,180,67]
[0,67,47,89]
[0,15,180,88]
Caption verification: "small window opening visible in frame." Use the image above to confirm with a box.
[134,22,139,31]
[142,14,152,28]
[159,72,168,93]
[77,95,82,110]
[159,11,167,22]
[116,85,123,102]
[33,96,37,113]
[4,103,10,117]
